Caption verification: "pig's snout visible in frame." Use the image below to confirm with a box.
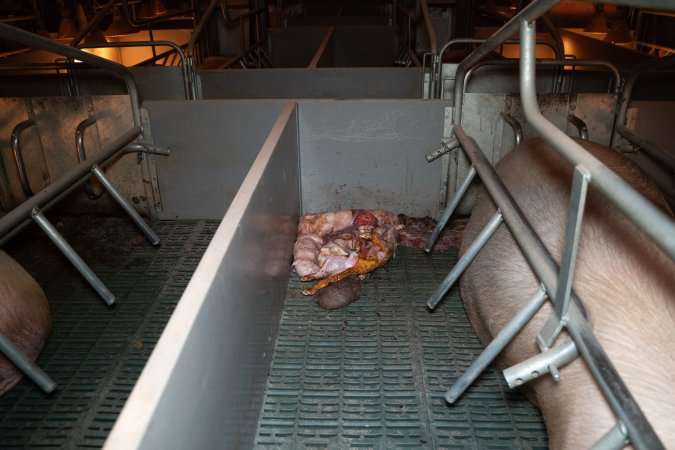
[0,250,52,395]
[459,137,675,449]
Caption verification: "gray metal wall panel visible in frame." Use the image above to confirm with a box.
[298,100,449,218]
[269,27,328,67]
[143,100,288,220]
[199,68,423,99]
[104,103,300,450]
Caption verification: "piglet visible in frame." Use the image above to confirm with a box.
[0,250,51,395]
[460,138,675,449]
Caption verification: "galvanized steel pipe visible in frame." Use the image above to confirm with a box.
[0,126,141,240]
[519,20,675,261]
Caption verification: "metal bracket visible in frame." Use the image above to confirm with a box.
[537,164,591,350]
[11,119,38,197]
[426,137,460,162]
[567,114,589,140]
[504,338,578,388]
[75,116,105,200]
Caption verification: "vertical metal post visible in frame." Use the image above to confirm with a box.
[538,164,590,350]
[31,208,115,306]
[91,165,160,246]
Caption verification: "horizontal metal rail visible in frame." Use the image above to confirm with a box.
[0,23,143,133]
[0,22,157,220]
[451,0,560,123]
[0,126,141,242]
[462,58,621,95]
[78,40,191,100]
[519,21,675,262]
[453,124,663,450]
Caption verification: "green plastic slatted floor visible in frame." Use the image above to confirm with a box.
[255,246,548,449]
[0,217,219,449]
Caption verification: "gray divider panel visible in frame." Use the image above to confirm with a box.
[104,102,300,450]
[298,100,449,218]
[199,68,423,99]
[143,100,288,220]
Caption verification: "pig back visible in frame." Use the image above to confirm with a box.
[0,250,52,395]
[459,137,675,448]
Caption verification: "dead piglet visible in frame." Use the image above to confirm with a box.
[314,276,362,310]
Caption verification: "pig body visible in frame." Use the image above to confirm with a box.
[0,250,51,395]
[459,138,675,449]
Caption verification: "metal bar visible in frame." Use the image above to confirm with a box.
[78,40,190,100]
[426,138,460,162]
[0,331,56,394]
[519,20,675,262]
[75,116,105,200]
[0,126,141,240]
[538,13,564,93]
[425,165,474,251]
[538,164,590,349]
[308,26,335,69]
[592,422,629,450]
[31,208,115,305]
[421,0,438,55]
[187,0,220,59]
[567,114,589,140]
[503,338,578,388]
[427,210,503,310]
[616,124,675,170]
[436,37,561,99]
[465,59,622,95]
[0,23,142,131]
[445,286,548,404]
[69,0,117,47]
[500,113,523,145]
[453,119,663,450]
[451,0,560,124]
[11,119,37,198]
[91,165,160,246]
[123,143,171,156]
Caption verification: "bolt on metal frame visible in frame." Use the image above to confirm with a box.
[423,0,675,448]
